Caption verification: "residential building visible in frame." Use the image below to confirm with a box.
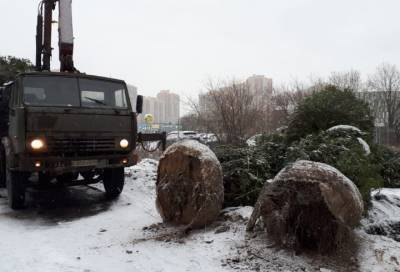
[245,74,273,97]
[157,90,180,124]
[138,90,180,125]
[357,91,400,146]
[199,75,273,114]
[357,91,388,126]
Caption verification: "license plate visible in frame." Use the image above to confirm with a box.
[71,160,98,167]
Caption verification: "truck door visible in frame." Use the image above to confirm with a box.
[8,82,26,154]
[0,86,10,138]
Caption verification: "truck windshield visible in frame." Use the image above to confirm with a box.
[23,76,80,107]
[23,76,128,109]
[79,78,127,108]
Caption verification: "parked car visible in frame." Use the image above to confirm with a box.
[166,131,201,146]
[199,133,218,144]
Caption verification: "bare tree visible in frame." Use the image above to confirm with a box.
[368,63,400,128]
[204,79,265,144]
[182,96,212,132]
[329,70,362,92]
[179,113,198,131]
[272,89,292,118]
[184,79,269,145]
[271,81,310,127]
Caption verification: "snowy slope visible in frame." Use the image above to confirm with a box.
[362,188,400,243]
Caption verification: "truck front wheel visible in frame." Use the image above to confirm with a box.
[103,167,124,199]
[6,169,28,210]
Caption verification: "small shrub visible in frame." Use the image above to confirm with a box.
[215,135,288,207]
[215,145,272,207]
[216,126,400,210]
[286,130,383,207]
[374,146,400,188]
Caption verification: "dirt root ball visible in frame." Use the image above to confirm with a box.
[247,160,364,253]
[156,140,224,229]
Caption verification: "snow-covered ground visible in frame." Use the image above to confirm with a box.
[0,159,243,272]
[0,159,399,272]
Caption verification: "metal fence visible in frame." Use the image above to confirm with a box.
[374,127,400,146]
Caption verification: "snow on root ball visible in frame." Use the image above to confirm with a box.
[247,160,364,253]
[357,137,371,155]
[327,125,362,133]
[156,140,224,229]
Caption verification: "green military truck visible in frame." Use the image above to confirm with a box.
[0,72,143,209]
[0,0,167,210]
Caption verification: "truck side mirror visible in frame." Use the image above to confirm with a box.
[136,95,143,114]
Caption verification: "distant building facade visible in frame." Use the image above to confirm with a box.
[357,91,388,127]
[357,91,400,146]
[199,75,273,114]
[157,90,180,124]
[138,90,180,125]
[199,92,214,113]
[245,74,273,97]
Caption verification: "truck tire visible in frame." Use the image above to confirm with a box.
[103,167,124,199]
[6,169,27,210]
[0,147,5,188]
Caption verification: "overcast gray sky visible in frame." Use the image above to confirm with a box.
[1,0,400,98]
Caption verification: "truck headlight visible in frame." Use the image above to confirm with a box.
[120,139,129,149]
[31,139,45,150]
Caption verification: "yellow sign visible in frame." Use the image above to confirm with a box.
[144,114,154,124]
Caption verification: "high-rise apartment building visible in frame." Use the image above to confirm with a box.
[199,75,273,114]
[245,75,273,97]
[137,90,180,125]
[157,90,180,124]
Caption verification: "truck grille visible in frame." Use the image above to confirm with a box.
[47,137,116,154]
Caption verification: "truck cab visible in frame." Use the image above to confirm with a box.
[0,72,139,209]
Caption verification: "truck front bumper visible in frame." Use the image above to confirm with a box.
[15,152,139,174]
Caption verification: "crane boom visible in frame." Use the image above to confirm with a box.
[58,0,74,72]
[36,0,75,72]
